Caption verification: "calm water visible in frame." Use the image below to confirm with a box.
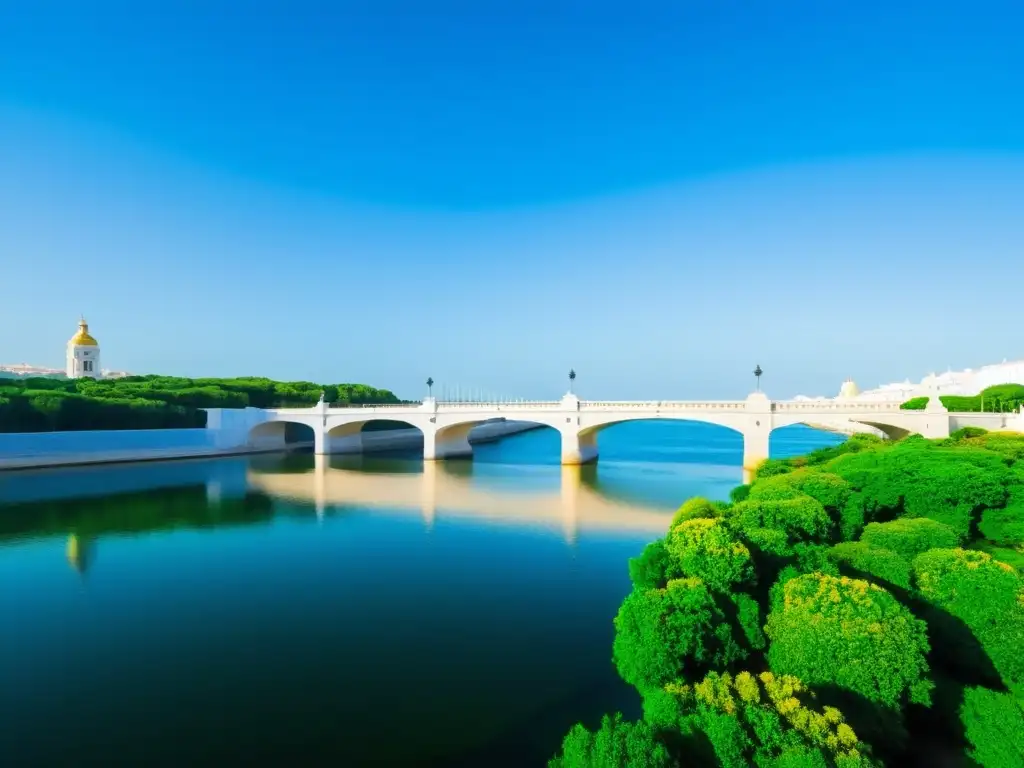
[0,422,842,767]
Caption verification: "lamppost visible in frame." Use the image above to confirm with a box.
[426,377,434,398]
[753,364,763,392]
[568,369,576,394]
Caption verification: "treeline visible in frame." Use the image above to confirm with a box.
[902,382,1024,412]
[550,428,1024,766]
[0,375,403,433]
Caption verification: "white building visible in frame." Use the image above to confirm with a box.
[0,318,129,379]
[66,317,102,379]
[805,359,1024,404]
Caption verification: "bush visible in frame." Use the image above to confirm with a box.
[613,578,745,692]
[556,431,1024,766]
[912,549,1024,696]
[826,445,1011,538]
[859,518,961,560]
[628,539,683,591]
[642,671,879,768]
[901,397,929,410]
[829,542,911,589]
[665,518,754,591]
[0,374,403,432]
[547,713,674,768]
[959,686,1024,768]
[669,497,722,529]
[731,494,834,556]
[765,574,933,708]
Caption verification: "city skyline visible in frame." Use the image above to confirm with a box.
[3,2,1023,400]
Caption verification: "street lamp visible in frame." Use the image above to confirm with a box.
[568,369,576,394]
[426,377,434,398]
[753,364,763,392]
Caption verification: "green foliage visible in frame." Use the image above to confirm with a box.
[731,592,767,651]
[669,496,722,529]
[901,383,1024,413]
[559,431,1024,766]
[665,518,754,591]
[826,444,1011,538]
[731,494,834,556]
[979,483,1024,547]
[729,483,751,503]
[547,713,674,768]
[900,397,929,410]
[628,539,683,591]
[0,374,402,432]
[859,518,961,560]
[912,549,1024,696]
[949,426,989,441]
[613,578,745,692]
[765,574,933,708]
[643,671,879,768]
[829,542,911,589]
[959,686,1024,768]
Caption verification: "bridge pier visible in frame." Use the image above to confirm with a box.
[561,429,598,465]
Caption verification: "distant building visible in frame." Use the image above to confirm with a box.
[67,316,101,379]
[0,318,130,379]
[795,358,1024,404]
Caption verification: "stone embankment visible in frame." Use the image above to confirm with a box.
[0,420,542,472]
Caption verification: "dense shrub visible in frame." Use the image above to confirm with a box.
[664,518,754,591]
[901,383,1024,413]
[829,542,911,589]
[554,431,1024,767]
[547,713,673,768]
[765,574,933,709]
[628,539,683,591]
[613,578,745,692]
[912,549,1024,696]
[668,497,722,528]
[731,494,834,556]
[959,686,1024,768]
[0,374,403,432]
[643,671,879,768]
[859,518,961,560]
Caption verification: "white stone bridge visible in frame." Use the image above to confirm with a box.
[208,391,1023,475]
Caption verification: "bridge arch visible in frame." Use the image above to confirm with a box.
[247,419,316,451]
[326,418,425,455]
[432,416,562,461]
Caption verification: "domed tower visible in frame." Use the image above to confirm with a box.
[66,316,101,379]
[837,378,860,400]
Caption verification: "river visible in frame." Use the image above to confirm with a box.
[0,421,842,767]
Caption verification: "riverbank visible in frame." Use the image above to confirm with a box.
[0,419,544,472]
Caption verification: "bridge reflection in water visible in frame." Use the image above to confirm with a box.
[248,454,677,545]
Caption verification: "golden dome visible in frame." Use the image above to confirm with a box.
[68,317,98,347]
[838,378,860,399]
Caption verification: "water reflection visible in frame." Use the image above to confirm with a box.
[247,454,676,542]
[65,533,96,576]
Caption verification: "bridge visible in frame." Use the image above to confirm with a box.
[207,390,1024,477]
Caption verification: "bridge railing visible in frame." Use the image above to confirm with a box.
[328,403,419,409]
[581,400,748,410]
[774,401,906,413]
[435,401,562,408]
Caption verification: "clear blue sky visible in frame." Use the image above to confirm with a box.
[2,1,1023,400]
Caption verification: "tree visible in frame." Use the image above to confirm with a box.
[548,714,675,768]
[912,549,1024,696]
[664,518,754,592]
[643,671,879,768]
[765,574,933,709]
[613,578,745,692]
[858,518,960,561]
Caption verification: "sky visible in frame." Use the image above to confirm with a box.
[2,1,1023,401]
